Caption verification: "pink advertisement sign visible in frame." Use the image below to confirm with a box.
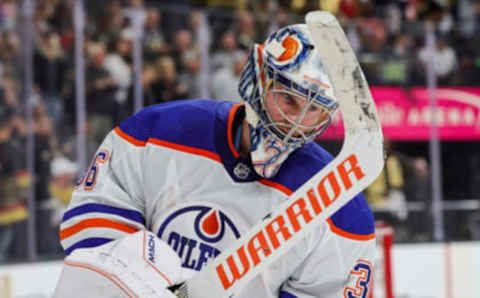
[318,87,480,140]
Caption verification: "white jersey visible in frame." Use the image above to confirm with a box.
[60,99,376,298]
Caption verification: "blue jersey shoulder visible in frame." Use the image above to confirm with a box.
[270,141,333,191]
[118,99,231,151]
[270,142,375,237]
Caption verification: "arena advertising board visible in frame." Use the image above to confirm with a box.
[319,87,480,140]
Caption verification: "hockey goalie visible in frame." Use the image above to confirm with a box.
[54,11,383,298]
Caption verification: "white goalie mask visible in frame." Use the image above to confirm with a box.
[238,24,339,178]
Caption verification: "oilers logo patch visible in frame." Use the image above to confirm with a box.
[157,202,246,271]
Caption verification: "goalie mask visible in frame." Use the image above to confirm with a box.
[238,24,339,178]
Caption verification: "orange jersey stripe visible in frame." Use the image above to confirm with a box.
[60,218,138,241]
[327,218,375,241]
[148,138,221,163]
[258,179,293,196]
[227,104,242,158]
[115,126,222,163]
[114,127,147,147]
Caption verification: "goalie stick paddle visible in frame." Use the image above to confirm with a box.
[178,11,384,298]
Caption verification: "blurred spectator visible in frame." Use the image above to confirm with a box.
[1,75,19,108]
[454,49,480,86]
[338,11,361,53]
[356,3,387,84]
[32,100,59,256]
[403,156,431,241]
[150,56,188,103]
[402,2,425,43]
[235,11,256,50]
[384,3,403,36]
[0,31,21,80]
[278,0,318,15]
[468,211,480,240]
[32,99,55,204]
[211,51,246,102]
[381,33,414,86]
[211,30,244,71]
[249,0,275,41]
[0,0,17,31]
[339,0,359,18]
[127,0,145,9]
[34,0,58,35]
[34,31,67,130]
[417,35,457,85]
[105,37,132,121]
[95,0,127,45]
[178,51,202,98]
[407,158,430,202]
[172,29,197,74]
[275,6,295,29]
[141,64,159,106]
[143,7,169,62]
[318,0,342,14]
[44,155,77,251]
[474,1,480,43]
[158,1,190,42]
[357,3,387,53]
[0,105,29,262]
[187,10,202,44]
[85,42,118,147]
[49,0,74,35]
[437,6,454,36]
[365,139,408,239]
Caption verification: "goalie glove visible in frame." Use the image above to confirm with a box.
[53,230,195,297]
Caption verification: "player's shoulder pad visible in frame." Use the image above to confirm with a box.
[117,99,226,151]
[268,142,375,240]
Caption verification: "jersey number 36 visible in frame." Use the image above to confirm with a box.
[76,149,110,191]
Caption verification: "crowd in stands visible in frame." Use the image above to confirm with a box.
[0,0,479,262]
